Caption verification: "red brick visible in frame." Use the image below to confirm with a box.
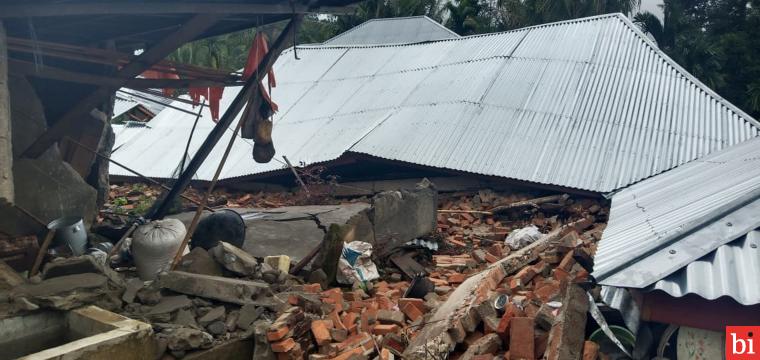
[398,298,425,313]
[558,251,575,272]
[401,302,423,321]
[271,338,296,353]
[448,273,466,284]
[303,283,322,293]
[464,331,485,347]
[380,348,394,360]
[510,266,537,290]
[534,282,560,303]
[552,268,570,283]
[267,325,290,342]
[471,355,492,360]
[509,317,535,360]
[329,310,347,331]
[582,341,599,360]
[342,312,359,333]
[485,252,500,263]
[287,294,299,305]
[373,324,400,335]
[312,320,332,346]
[331,347,363,360]
[343,290,364,302]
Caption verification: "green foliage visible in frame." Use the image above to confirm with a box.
[634,0,760,118]
[165,0,759,119]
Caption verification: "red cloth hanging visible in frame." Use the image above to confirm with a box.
[188,87,209,107]
[208,87,224,122]
[141,67,180,97]
[243,33,276,88]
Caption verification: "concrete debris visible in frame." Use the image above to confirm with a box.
[211,241,260,276]
[158,271,269,305]
[1,187,617,359]
[178,247,224,276]
[166,328,214,351]
[371,180,437,255]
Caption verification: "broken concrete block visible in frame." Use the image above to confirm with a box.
[377,309,405,326]
[166,328,213,351]
[147,295,193,315]
[0,260,24,291]
[178,247,224,276]
[207,320,227,336]
[174,308,199,328]
[158,271,268,305]
[371,180,437,254]
[461,333,501,360]
[546,285,589,360]
[264,255,291,273]
[122,278,144,304]
[252,320,276,360]
[11,273,110,310]
[210,241,259,276]
[198,305,226,326]
[237,303,264,330]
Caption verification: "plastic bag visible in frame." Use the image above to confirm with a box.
[505,225,543,250]
[337,241,380,285]
[132,219,186,280]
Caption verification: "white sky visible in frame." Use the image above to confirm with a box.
[640,0,664,17]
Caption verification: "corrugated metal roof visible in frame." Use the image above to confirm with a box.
[322,16,459,45]
[112,88,172,119]
[649,232,760,306]
[593,136,760,304]
[110,13,759,192]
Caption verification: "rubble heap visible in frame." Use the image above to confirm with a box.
[1,187,611,360]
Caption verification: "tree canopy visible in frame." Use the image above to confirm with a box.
[168,0,760,119]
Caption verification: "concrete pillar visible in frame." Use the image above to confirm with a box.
[0,21,13,203]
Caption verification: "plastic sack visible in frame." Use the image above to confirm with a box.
[505,225,543,250]
[337,241,380,285]
[132,219,186,280]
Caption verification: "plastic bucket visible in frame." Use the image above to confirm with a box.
[47,217,88,256]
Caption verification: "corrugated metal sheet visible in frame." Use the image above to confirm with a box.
[110,13,759,192]
[112,88,172,119]
[593,136,760,304]
[649,232,760,305]
[322,16,459,45]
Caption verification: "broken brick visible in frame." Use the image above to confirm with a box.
[267,325,290,342]
[401,302,423,321]
[582,341,600,360]
[373,324,400,335]
[311,320,332,346]
[509,317,535,360]
[271,338,297,353]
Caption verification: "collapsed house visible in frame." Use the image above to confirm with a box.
[109,13,758,196]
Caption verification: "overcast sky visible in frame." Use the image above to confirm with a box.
[639,0,663,17]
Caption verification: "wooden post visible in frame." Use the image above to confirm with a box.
[0,21,13,203]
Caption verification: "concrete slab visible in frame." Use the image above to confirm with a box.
[171,203,372,263]
[0,306,153,360]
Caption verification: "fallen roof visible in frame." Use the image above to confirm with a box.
[593,136,760,305]
[322,16,460,45]
[110,13,759,192]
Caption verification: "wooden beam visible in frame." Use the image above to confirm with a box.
[11,59,242,88]
[148,14,304,220]
[0,21,12,203]
[0,2,354,17]
[20,14,222,159]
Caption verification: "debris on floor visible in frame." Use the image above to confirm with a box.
[1,185,617,359]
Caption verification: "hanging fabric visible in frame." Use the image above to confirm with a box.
[208,87,224,122]
[188,87,209,108]
[141,67,180,97]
